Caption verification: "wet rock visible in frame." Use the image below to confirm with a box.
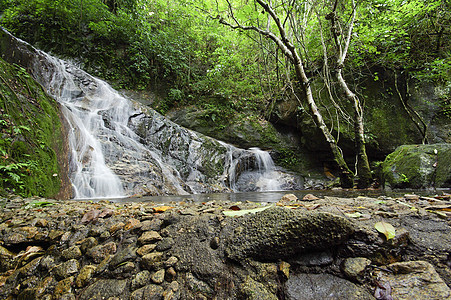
[138,231,163,245]
[112,261,135,276]
[156,237,174,251]
[166,267,177,282]
[382,143,451,189]
[241,276,278,300]
[185,273,213,296]
[130,284,164,300]
[152,269,165,284]
[54,276,75,298]
[53,259,80,280]
[342,257,371,282]
[285,273,373,300]
[280,194,298,202]
[164,256,179,268]
[79,279,128,300]
[35,276,55,298]
[34,218,49,227]
[140,219,163,232]
[61,246,82,260]
[109,222,125,234]
[110,246,137,268]
[4,232,26,245]
[137,244,157,256]
[78,236,98,253]
[0,245,16,271]
[17,257,42,277]
[124,218,141,231]
[75,265,96,288]
[131,270,151,290]
[374,260,451,299]
[294,251,334,267]
[86,241,117,263]
[224,207,354,261]
[141,252,164,270]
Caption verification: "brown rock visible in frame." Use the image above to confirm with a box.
[375,261,451,299]
[138,231,162,245]
[136,244,157,256]
[303,194,320,201]
[75,265,96,288]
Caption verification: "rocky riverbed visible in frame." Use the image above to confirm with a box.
[0,193,450,299]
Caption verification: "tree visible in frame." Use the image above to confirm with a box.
[324,0,372,187]
[218,0,355,187]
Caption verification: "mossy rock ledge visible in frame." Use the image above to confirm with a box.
[381,143,451,189]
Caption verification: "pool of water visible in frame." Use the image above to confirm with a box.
[106,188,451,204]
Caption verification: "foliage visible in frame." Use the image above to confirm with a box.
[0,59,63,197]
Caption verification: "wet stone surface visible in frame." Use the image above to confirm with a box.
[0,193,450,299]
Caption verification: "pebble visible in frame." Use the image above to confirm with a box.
[152,269,165,284]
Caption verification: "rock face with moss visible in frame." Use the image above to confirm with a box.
[381,144,451,189]
[271,71,451,163]
[0,57,71,198]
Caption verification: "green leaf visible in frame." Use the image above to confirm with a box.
[223,204,273,217]
[345,212,362,218]
[374,221,396,240]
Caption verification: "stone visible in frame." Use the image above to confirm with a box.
[164,256,179,268]
[280,194,298,202]
[54,276,75,298]
[224,207,354,261]
[382,144,451,189]
[137,244,157,256]
[141,252,164,270]
[79,279,128,300]
[0,245,16,270]
[140,219,163,232]
[295,251,333,267]
[61,246,82,260]
[110,246,137,268]
[35,276,55,298]
[156,237,174,251]
[285,273,373,300]
[374,261,451,299]
[124,218,141,231]
[53,259,80,280]
[302,194,320,201]
[131,270,151,290]
[130,284,164,300]
[35,218,49,227]
[138,231,162,245]
[166,267,177,282]
[152,269,165,284]
[342,257,372,281]
[75,265,96,288]
[241,276,278,300]
[86,241,117,263]
[109,222,125,234]
[78,236,98,253]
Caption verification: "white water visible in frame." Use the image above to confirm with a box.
[25,48,300,198]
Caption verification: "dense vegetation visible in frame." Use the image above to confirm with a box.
[0,59,66,197]
[0,0,449,187]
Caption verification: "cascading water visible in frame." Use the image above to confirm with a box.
[2,28,302,198]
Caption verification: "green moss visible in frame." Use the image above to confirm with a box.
[381,144,451,188]
[0,58,65,197]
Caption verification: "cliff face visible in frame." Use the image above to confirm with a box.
[0,30,71,198]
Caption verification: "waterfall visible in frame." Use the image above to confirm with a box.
[2,28,302,198]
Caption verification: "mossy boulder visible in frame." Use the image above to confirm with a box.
[223,207,354,261]
[381,144,451,189]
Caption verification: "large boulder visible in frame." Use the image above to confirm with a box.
[223,207,354,261]
[381,143,451,189]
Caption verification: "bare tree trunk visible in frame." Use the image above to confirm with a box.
[327,0,372,188]
[220,0,354,187]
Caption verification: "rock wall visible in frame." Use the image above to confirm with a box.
[271,69,451,161]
